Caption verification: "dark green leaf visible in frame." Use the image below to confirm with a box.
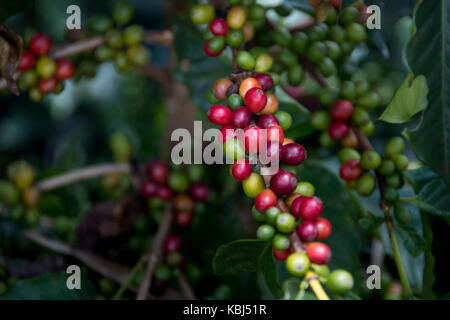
[0,0,35,20]
[421,213,436,299]
[407,0,450,184]
[258,242,282,298]
[395,221,426,257]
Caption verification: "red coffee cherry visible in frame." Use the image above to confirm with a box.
[29,33,52,56]
[270,170,298,196]
[257,114,279,129]
[339,159,362,181]
[330,0,342,9]
[209,18,229,36]
[315,217,332,240]
[255,189,277,213]
[213,78,232,101]
[297,220,318,242]
[18,51,36,71]
[243,125,263,152]
[55,58,75,80]
[328,122,349,141]
[290,195,306,218]
[232,159,252,180]
[157,185,174,200]
[207,105,232,125]
[281,143,306,166]
[266,124,284,143]
[175,211,193,228]
[230,106,252,128]
[204,39,223,57]
[163,234,182,254]
[219,125,236,144]
[253,73,274,91]
[147,160,170,184]
[330,100,354,121]
[306,242,331,265]
[189,182,210,202]
[38,78,58,93]
[141,180,158,198]
[273,247,291,261]
[244,87,267,113]
[299,196,323,220]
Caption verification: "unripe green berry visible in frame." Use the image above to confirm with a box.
[208,36,226,53]
[257,224,276,241]
[18,70,38,91]
[0,180,19,206]
[274,111,292,131]
[394,203,412,224]
[113,0,134,25]
[340,6,359,25]
[318,57,336,77]
[319,131,335,147]
[114,51,132,73]
[242,172,265,198]
[356,173,376,197]
[361,151,382,170]
[329,25,345,43]
[228,94,243,110]
[384,188,399,204]
[273,233,290,251]
[265,206,280,225]
[291,32,309,53]
[287,63,303,86]
[272,28,292,47]
[391,154,409,171]
[385,137,406,157]
[168,171,189,192]
[351,107,370,126]
[252,205,266,222]
[324,40,341,60]
[124,25,144,46]
[190,4,215,24]
[236,51,255,70]
[385,172,404,189]
[338,148,360,163]
[360,121,375,136]
[278,48,297,67]
[226,29,244,47]
[355,80,370,96]
[95,45,115,62]
[307,41,327,63]
[358,92,380,109]
[311,111,331,130]
[127,45,151,66]
[276,213,295,234]
[255,53,273,72]
[341,81,356,100]
[207,88,221,104]
[286,253,310,276]
[346,22,367,42]
[377,159,396,176]
[224,138,246,162]
[29,87,43,102]
[88,15,113,34]
[320,87,340,107]
[110,132,132,161]
[326,269,354,295]
[36,56,56,79]
[294,181,315,196]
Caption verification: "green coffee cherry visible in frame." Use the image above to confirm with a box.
[188,164,205,182]
[265,206,280,225]
[109,132,132,161]
[276,213,296,234]
[248,4,265,21]
[168,171,189,192]
[384,188,399,204]
[88,15,113,34]
[127,45,151,66]
[385,137,406,157]
[272,233,290,251]
[340,6,359,25]
[256,224,274,241]
[226,29,244,47]
[308,23,328,41]
[346,23,367,42]
[18,70,38,90]
[291,32,309,53]
[255,53,273,72]
[274,111,292,131]
[311,110,331,130]
[340,41,354,54]
[278,48,297,67]
[272,28,292,47]
[124,25,144,46]
[287,63,303,86]
[209,36,226,53]
[358,92,380,109]
[242,172,265,198]
[228,94,243,110]
[329,25,346,43]
[355,80,370,96]
[236,51,255,70]
[318,57,336,77]
[252,205,266,222]
[326,270,354,295]
[286,253,310,276]
[113,0,134,25]
[361,151,382,170]
[25,208,40,226]
[394,203,412,224]
[95,45,116,62]
[294,181,315,196]
[356,173,376,197]
[391,154,409,171]
[325,7,338,23]
[320,87,340,107]
[307,41,327,63]
[319,131,335,147]
[36,56,56,79]
[224,138,246,162]
[377,159,396,176]
[360,121,375,136]
[351,107,370,126]
[338,148,360,163]
[190,4,215,24]
[99,277,115,295]
[0,180,19,206]
[341,81,356,100]
[9,205,23,221]
[207,88,221,104]
[29,87,43,102]
[324,40,341,60]
[114,51,132,73]
[384,172,403,189]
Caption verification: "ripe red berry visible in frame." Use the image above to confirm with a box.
[270,170,298,196]
[213,78,232,101]
[281,143,306,166]
[243,125,263,153]
[204,39,223,57]
[147,160,170,184]
[330,0,342,10]
[306,242,331,265]
[141,180,158,198]
[257,114,279,129]
[189,182,210,202]
[55,58,75,80]
[244,87,267,113]
[339,159,362,181]
[299,196,323,220]
[207,105,232,125]
[230,106,252,128]
[315,217,332,240]
[29,33,52,56]
[219,125,236,144]
[328,122,349,141]
[157,185,174,200]
[232,159,252,180]
[209,18,229,36]
[253,73,274,91]
[273,247,291,261]
[290,195,306,218]
[266,124,284,143]
[38,78,58,93]
[163,234,182,254]
[175,211,193,228]
[255,189,277,213]
[297,220,318,242]
[18,51,36,71]
[330,100,354,121]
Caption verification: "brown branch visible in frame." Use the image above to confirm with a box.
[299,54,329,89]
[136,205,173,300]
[35,162,131,192]
[139,64,169,86]
[177,272,197,300]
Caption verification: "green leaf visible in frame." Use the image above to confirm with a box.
[258,242,282,298]
[407,0,450,184]
[378,74,428,123]
[0,272,94,300]
[395,221,426,257]
[212,240,266,276]
[0,0,35,20]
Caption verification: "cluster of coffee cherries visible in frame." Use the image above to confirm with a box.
[86,0,150,73]
[0,161,41,226]
[16,33,75,102]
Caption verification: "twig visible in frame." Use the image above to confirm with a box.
[299,54,329,88]
[139,64,169,86]
[136,205,173,300]
[113,256,147,300]
[35,162,131,192]
[177,272,197,300]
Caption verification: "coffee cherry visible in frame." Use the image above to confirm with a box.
[187,164,205,183]
[242,172,265,198]
[290,195,305,218]
[255,189,277,213]
[213,78,232,101]
[324,40,341,60]
[204,39,224,57]
[341,129,358,149]
[207,105,232,125]
[237,51,256,70]
[320,87,340,107]
[306,242,331,265]
[283,138,295,145]
[274,111,292,131]
[328,122,349,141]
[340,6,359,25]
[291,32,309,53]
[385,137,406,157]
[394,203,412,224]
[297,220,318,241]
[227,6,247,29]
[147,160,169,184]
[163,234,182,254]
[330,100,354,121]
[36,56,56,79]
[231,159,252,181]
[330,0,342,9]
[124,25,144,46]
[319,131,335,147]
[169,171,189,193]
[252,205,266,222]
[227,93,243,110]
[361,151,382,170]
[340,159,362,181]
[255,53,274,73]
[355,79,370,95]
[114,51,132,73]
[209,18,228,36]
[352,107,370,126]
[265,206,280,225]
[326,270,354,295]
[190,4,215,24]
[391,154,409,171]
[38,78,58,93]
[276,213,296,233]
[346,23,367,42]
[176,211,193,228]
[287,64,303,86]
[29,86,43,102]
[273,247,291,261]
[157,185,174,200]
[113,0,134,25]
[356,173,376,196]
[281,143,306,166]
[315,217,332,240]
[219,125,236,145]
[299,196,323,220]
[358,92,380,109]
[272,27,292,47]
[318,57,336,77]
[385,172,404,189]
[266,124,284,143]
[270,170,298,196]
[253,73,274,91]
[25,208,40,226]
[189,182,210,202]
[55,58,75,80]
[257,114,279,129]
[307,41,327,63]
[239,77,261,97]
[361,121,375,136]
[127,45,151,66]
[257,224,276,241]
[341,81,356,100]
[226,29,244,47]
[230,107,252,128]
[273,233,290,251]
[18,70,38,90]
[294,182,315,197]
[286,253,310,276]
[141,180,158,198]
[311,111,331,130]
[308,23,328,42]
[0,180,19,206]
[330,25,346,43]
[384,188,399,204]
[18,51,36,71]
[260,93,279,114]
[29,33,52,56]
[378,159,396,176]
[278,48,297,67]
[243,125,263,153]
